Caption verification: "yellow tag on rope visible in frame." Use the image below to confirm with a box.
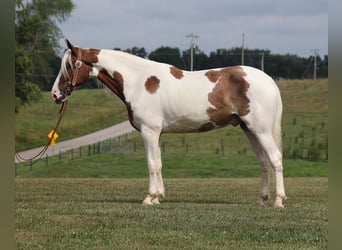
[48,130,59,146]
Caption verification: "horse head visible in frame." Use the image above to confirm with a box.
[51,39,100,104]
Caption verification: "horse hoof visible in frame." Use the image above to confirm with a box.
[256,199,266,206]
[273,196,285,208]
[274,203,284,209]
[151,197,160,204]
[142,195,161,205]
[142,196,153,205]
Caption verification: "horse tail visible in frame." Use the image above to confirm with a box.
[272,90,283,153]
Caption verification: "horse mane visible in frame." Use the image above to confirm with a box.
[61,49,73,80]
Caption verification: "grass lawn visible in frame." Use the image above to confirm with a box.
[16,178,327,249]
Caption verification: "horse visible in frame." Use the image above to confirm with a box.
[51,39,287,208]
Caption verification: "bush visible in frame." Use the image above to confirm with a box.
[15,82,42,112]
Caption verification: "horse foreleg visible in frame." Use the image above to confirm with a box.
[141,126,165,205]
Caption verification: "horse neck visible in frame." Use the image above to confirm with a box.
[98,50,150,76]
[95,50,150,102]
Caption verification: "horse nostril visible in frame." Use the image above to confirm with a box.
[53,94,57,100]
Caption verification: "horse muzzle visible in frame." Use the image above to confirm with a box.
[52,86,72,104]
[56,96,65,104]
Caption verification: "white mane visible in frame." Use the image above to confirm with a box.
[61,49,74,80]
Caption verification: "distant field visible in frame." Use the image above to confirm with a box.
[16,178,327,249]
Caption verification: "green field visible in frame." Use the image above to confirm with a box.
[16,178,327,249]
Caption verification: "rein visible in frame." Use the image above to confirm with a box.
[15,49,83,164]
[15,101,68,163]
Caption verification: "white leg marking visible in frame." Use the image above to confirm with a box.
[141,126,165,205]
[256,132,287,208]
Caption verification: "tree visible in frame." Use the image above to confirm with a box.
[149,47,184,69]
[15,0,75,111]
[124,47,148,58]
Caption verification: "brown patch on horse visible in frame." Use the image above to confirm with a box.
[145,75,160,94]
[81,48,100,64]
[206,66,250,127]
[113,71,124,90]
[125,102,141,132]
[170,66,184,79]
[97,69,125,102]
[67,40,100,64]
[205,70,220,83]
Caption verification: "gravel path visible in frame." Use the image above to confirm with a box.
[15,121,136,163]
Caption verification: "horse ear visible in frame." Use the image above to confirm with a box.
[65,39,73,49]
[65,39,78,55]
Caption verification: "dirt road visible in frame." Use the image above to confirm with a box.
[15,121,136,163]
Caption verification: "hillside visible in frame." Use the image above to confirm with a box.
[15,88,128,151]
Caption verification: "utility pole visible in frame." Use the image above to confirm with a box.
[312,49,319,80]
[241,33,245,65]
[186,32,199,71]
[261,52,264,72]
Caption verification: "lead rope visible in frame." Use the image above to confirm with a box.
[15,101,68,164]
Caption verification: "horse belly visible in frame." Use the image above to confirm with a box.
[161,114,212,133]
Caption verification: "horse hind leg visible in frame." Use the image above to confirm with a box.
[254,131,287,208]
[242,126,271,206]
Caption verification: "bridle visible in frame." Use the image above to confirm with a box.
[63,49,83,97]
[15,50,84,164]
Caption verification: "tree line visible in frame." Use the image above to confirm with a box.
[15,0,328,111]
[124,46,328,79]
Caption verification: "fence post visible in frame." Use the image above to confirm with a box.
[79,146,82,158]
[88,145,91,156]
[45,154,48,167]
[59,151,62,162]
[71,148,74,160]
[30,160,32,171]
[221,139,224,157]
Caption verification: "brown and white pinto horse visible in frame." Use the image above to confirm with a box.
[51,40,287,208]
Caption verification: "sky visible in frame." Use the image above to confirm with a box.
[58,0,328,58]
